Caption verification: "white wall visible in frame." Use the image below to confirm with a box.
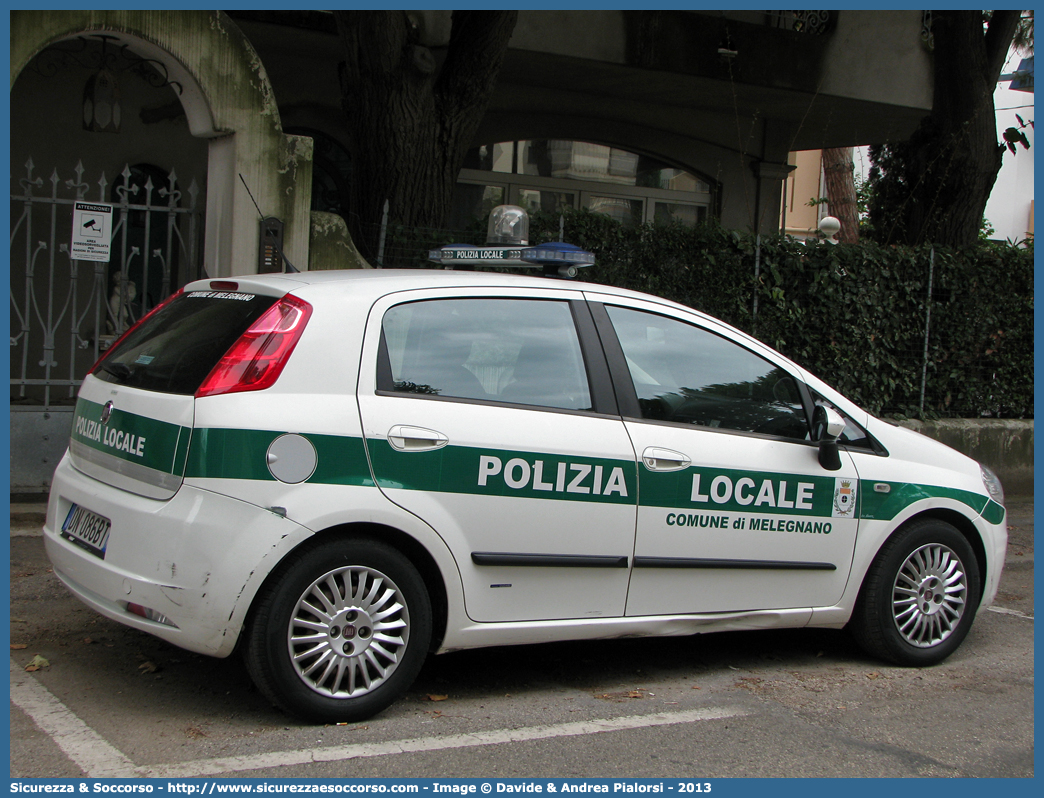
[984,51,1034,243]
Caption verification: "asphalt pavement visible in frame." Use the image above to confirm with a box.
[10,493,1034,778]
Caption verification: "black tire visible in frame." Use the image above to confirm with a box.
[244,536,432,723]
[850,518,980,666]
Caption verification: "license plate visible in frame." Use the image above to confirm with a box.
[61,504,111,559]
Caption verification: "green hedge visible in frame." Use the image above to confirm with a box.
[525,211,1033,420]
[379,210,1033,419]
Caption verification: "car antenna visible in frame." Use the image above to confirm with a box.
[238,173,300,273]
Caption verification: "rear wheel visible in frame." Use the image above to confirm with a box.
[850,519,980,666]
[245,537,431,723]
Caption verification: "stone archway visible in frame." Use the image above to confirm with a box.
[11,10,314,277]
[9,10,315,494]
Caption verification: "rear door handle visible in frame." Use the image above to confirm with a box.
[642,447,691,471]
[387,425,449,452]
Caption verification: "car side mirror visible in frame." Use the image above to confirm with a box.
[812,405,846,471]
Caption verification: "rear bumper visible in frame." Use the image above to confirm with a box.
[45,452,315,657]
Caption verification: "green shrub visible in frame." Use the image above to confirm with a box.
[527,210,1032,419]
[385,210,1033,419]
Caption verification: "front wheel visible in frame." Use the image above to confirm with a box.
[850,519,981,666]
[245,537,432,723]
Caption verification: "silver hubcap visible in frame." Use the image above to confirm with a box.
[288,565,410,698]
[891,543,968,648]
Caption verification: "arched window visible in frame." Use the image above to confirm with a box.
[452,140,715,229]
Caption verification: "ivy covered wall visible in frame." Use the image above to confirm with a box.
[387,211,1032,420]
[529,211,1033,420]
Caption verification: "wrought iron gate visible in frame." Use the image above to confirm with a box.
[10,159,201,410]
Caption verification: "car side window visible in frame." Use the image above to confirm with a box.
[381,298,592,411]
[605,305,809,440]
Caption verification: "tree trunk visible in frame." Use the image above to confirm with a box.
[898,10,1021,246]
[334,11,518,261]
[822,147,859,243]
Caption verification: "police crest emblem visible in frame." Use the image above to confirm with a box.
[832,478,856,517]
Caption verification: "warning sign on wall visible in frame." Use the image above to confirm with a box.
[71,201,113,262]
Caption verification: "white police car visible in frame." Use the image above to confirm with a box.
[45,241,1006,723]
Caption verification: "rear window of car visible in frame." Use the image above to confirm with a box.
[93,290,279,395]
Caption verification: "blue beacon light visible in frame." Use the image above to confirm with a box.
[428,206,595,278]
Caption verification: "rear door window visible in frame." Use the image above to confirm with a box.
[94,290,278,395]
[380,298,592,411]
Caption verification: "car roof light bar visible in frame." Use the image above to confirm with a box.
[428,207,595,277]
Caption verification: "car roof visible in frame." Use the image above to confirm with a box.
[183,267,864,421]
[186,268,794,366]
[187,268,686,309]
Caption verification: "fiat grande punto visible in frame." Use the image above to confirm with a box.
[45,268,1006,722]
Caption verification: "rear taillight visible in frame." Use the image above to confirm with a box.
[195,294,312,398]
[89,289,184,375]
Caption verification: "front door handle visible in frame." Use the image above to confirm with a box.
[642,447,691,471]
[387,425,449,452]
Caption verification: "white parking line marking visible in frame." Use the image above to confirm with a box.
[11,656,747,779]
[140,706,750,778]
[987,606,1034,620]
[9,659,138,778]
[10,527,43,537]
